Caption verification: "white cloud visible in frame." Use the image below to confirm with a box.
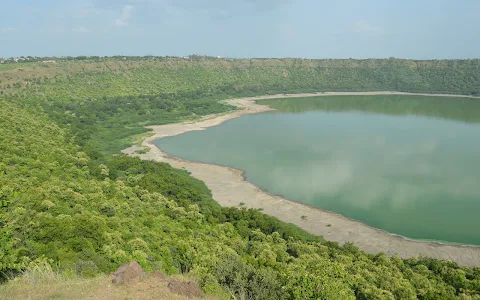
[354,20,379,32]
[0,27,17,34]
[73,27,90,33]
[115,5,134,26]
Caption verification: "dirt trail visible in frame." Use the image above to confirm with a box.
[123,91,480,267]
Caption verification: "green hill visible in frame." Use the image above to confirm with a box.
[1,57,480,299]
[1,57,479,101]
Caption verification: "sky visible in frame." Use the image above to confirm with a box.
[1,0,479,59]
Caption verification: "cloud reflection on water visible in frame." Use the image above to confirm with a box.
[269,135,478,210]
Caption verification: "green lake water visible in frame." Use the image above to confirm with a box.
[154,95,480,245]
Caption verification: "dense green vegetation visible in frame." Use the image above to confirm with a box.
[39,93,236,156]
[1,57,479,102]
[2,57,480,298]
[259,95,480,123]
[2,100,480,299]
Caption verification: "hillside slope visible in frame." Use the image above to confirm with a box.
[2,93,480,299]
[2,57,480,299]
[1,57,479,101]
[0,263,206,300]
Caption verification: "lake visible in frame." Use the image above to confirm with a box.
[154,95,480,245]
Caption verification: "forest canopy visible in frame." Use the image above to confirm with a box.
[1,57,479,101]
[1,57,480,299]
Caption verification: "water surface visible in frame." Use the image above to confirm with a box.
[155,95,480,245]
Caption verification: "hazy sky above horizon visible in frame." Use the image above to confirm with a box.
[1,0,479,59]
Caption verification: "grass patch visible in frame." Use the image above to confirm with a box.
[0,261,215,300]
[134,147,151,154]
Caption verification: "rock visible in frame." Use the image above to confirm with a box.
[151,271,166,280]
[112,261,143,285]
[167,280,203,298]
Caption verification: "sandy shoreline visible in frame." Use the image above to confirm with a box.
[122,91,480,267]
